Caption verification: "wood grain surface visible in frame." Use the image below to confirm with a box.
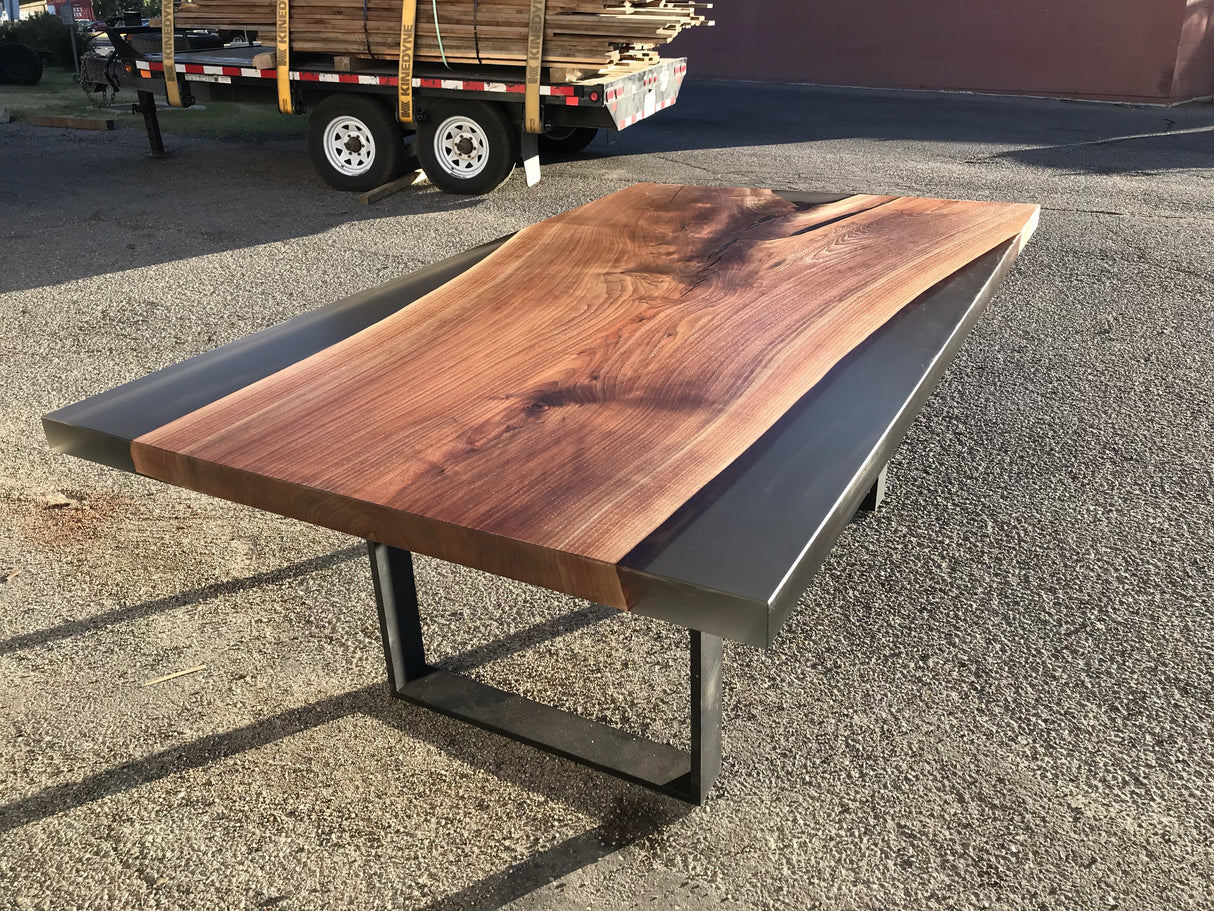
[132,184,1038,606]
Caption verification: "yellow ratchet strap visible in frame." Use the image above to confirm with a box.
[524,0,546,133]
[161,0,183,108]
[397,0,417,123]
[276,0,293,114]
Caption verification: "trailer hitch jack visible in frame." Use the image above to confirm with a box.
[135,90,171,158]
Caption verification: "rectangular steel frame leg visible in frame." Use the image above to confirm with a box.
[859,463,889,512]
[367,541,723,804]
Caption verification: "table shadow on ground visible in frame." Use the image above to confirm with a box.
[0,591,684,909]
[0,544,367,658]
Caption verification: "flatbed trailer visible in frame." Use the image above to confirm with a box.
[81,28,687,194]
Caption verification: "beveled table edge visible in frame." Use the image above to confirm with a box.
[42,238,509,473]
[620,238,1023,646]
[42,193,1024,649]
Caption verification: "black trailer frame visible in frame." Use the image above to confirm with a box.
[81,26,687,192]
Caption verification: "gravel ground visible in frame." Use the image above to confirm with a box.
[1,80,1212,911]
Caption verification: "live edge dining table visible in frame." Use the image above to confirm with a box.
[44,184,1038,804]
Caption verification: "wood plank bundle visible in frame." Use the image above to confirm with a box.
[175,0,713,71]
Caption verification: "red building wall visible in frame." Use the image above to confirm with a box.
[1174,0,1214,100]
[674,0,1214,104]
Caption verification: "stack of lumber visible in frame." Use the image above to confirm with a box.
[175,0,713,71]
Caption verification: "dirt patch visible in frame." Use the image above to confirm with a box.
[3,488,131,551]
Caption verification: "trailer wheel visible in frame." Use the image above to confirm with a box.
[0,43,43,87]
[417,101,517,195]
[539,126,598,156]
[307,94,406,192]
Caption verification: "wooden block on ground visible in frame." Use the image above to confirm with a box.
[27,115,116,131]
[358,169,429,204]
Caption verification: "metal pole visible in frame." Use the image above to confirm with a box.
[67,14,80,78]
[53,0,81,78]
[136,89,166,155]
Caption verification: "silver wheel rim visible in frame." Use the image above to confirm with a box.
[323,115,377,177]
[433,115,490,179]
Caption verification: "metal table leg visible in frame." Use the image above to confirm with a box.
[859,463,889,512]
[368,541,724,804]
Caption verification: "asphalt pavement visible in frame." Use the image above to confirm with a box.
[1,79,1212,911]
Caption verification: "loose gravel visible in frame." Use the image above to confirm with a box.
[1,81,1212,911]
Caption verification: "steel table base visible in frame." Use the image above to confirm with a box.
[368,542,723,804]
[859,463,889,512]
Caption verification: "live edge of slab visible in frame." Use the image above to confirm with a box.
[44,185,1037,646]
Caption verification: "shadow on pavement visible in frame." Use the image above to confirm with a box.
[0,544,367,658]
[5,79,1212,294]
[989,125,1214,174]
[411,798,689,911]
[0,136,483,295]
[0,685,376,836]
[600,80,1214,172]
[0,594,683,909]
[438,602,617,673]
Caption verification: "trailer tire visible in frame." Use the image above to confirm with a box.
[539,126,597,156]
[307,94,406,192]
[417,101,516,195]
[0,43,43,87]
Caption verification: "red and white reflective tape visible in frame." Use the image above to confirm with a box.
[137,59,280,80]
[617,96,675,129]
[136,59,580,102]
